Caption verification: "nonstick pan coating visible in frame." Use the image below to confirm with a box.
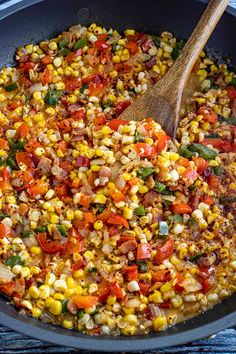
[0,0,236,351]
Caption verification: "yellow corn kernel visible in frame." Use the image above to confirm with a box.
[30,246,42,255]
[73,269,85,279]
[93,194,107,204]
[39,285,51,299]
[160,282,172,293]
[122,172,131,181]
[153,316,167,331]
[123,207,133,220]
[45,107,55,115]
[66,210,74,221]
[106,295,116,305]
[49,300,62,315]
[101,126,113,135]
[31,308,42,318]
[66,277,75,289]
[124,29,135,36]
[149,291,163,304]
[84,250,94,261]
[50,214,59,224]
[74,285,83,295]
[45,297,54,307]
[29,286,40,299]
[208,160,218,167]
[139,185,148,194]
[178,247,188,259]
[169,152,180,161]
[90,165,100,172]
[202,122,211,131]
[33,112,44,122]
[33,91,42,100]
[54,293,65,300]
[124,314,138,324]
[21,267,31,278]
[62,319,74,329]
[171,295,183,308]
[94,220,103,230]
[64,289,75,299]
[123,307,135,314]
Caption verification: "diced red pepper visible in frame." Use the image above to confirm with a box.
[135,142,156,158]
[42,67,53,84]
[107,214,129,229]
[107,118,128,131]
[17,123,29,139]
[61,240,84,257]
[171,203,192,214]
[38,233,63,254]
[94,40,111,51]
[28,180,48,197]
[138,281,150,295]
[156,132,170,153]
[65,49,82,62]
[16,152,33,168]
[208,174,220,192]
[174,273,185,292]
[88,82,104,96]
[116,100,131,115]
[20,62,35,72]
[197,106,218,123]
[95,114,107,125]
[136,243,151,260]
[226,85,236,99]
[79,195,92,208]
[76,156,90,167]
[110,282,124,299]
[64,77,81,90]
[199,278,213,294]
[203,138,232,152]
[193,157,208,174]
[125,41,139,54]
[41,55,53,65]
[0,224,11,238]
[152,269,171,283]
[109,189,125,202]
[154,239,174,265]
[0,138,9,150]
[124,265,139,281]
[70,295,98,308]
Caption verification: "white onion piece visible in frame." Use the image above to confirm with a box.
[0,262,14,284]
[182,276,202,292]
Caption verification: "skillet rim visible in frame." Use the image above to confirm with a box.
[0,0,236,351]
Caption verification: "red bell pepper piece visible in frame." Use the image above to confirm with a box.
[136,244,151,260]
[17,123,29,139]
[94,40,111,50]
[76,156,90,167]
[107,214,129,228]
[226,85,236,99]
[197,106,218,123]
[135,142,156,158]
[38,233,64,254]
[171,203,192,214]
[65,49,82,62]
[154,239,174,265]
[107,118,128,131]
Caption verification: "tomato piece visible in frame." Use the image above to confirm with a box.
[97,33,108,41]
[84,212,95,223]
[203,138,232,152]
[70,109,85,121]
[138,281,150,295]
[8,100,22,111]
[71,258,86,271]
[226,85,236,99]
[193,157,208,174]
[65,49,82,62]
[0,224,11,238]
[0,138,9,149]
[94,40,111,50]
[70,295,98,308]
[125,41,139,54]
[199,278,213,294]
[171,203,192,214]
[76,156,90,167]
[61,240,84,257]
[124,265,139,281]
[24,140,42,153]
[38,233,63,254]
[182,168,198,180]
[107,214,129,228]
[110,282,123,299]
[116,100,131,115]
[136,243,151,260]
[202,195,215,206]
[58,118,74,132]
[174,273,185,292]
[89,82,104,96]
[41,55,53,65]
[159,302,171,309]
[135,142,156,158]
[97,210,113,223]
[20,62,35,72]
[79,195,92,208]
[42,67,53,84]
[177,157,190,168]
[55,184,68,196]
[0,281,15,296]
[156,132,170,153]
[152,269,171,283]
[95,114,107,125]
[197,106,218,123]
[0,167,10,190]
[28,180,48,197]
[208,174,220,192]
[107,119,128,131]
[109,189,125,202]
[64,77,81,91]
[16,152,33,168]
[17,123,29,139]
[154,239,174,265]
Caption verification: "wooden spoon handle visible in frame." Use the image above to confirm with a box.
[173,0,229,85]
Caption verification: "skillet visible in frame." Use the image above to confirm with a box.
[0,0,236,351]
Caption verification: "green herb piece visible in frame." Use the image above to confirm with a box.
[213,166,223,176]
[188,218,197,227]
[0,157,6,166]
[159,221,169,236]
[9,139,25,152]
[57,225,67,237]
[152,36,160,48]
[21,230,32,238]
[6,157,18,170]
[189,253,204,263]
[219,195,236,204]
[76,309,84,319]
[5,83,18,92]
[61,299,69,313]
[59,47,72,57]
[137,167,155,180]
[178,146,193,159]
[135,131,144,142]
[73,38,86,50]
[168,214,183,223]
[163,200,171,208]
[171,39,185,60]
[80,83,88,94]
[35,225,47,233]
[154,181,166,193]
[59,39,69,48]
[93,203,106,214]
[188,184,196,191]
[5,255,23,267]
[226,118,236,125]
[207,133,220,138]
[231,77,236,87]
[188,143,217,160]
[134,205,146,216]
[44,90,62,106]
[88,267,97,273]
[0,213,8,220]
[137,261,148,273]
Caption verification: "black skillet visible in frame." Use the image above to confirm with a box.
[0,0,236,351]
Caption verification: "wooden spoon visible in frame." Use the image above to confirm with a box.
[120,0,229,137]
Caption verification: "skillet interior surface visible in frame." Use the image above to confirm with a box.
[0,0,236,351]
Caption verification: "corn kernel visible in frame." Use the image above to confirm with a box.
[62,319,73,329]
[153,316,167,331]
[139,185,149,194]
[54,293,65,300]
[94,220,103,230]
[29,286,40,299]
[30,246,42,255]
[49,300,62,315]
[31,308,42,318]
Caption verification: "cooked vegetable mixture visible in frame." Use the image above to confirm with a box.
[0,24,236,336]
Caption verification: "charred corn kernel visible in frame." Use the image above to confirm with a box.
[31,308,42,318]
[123,207,133,220]
[84,250,94,261]
[149,291,163,304]
[73,269,85,279]
[21,300,33,310]
[139,185,148,194]
[101,126,113,135]
[153,316,167,331]
[160,282,172,293]
[171,295,183,308]
[30,246,42,255]
[29,286,40,299]
[93,194,106,204]
[54,293,65,300]
[49,300,62,315]
[62,319,73,329]
[21,267,30,278]
[94,220,103,230]
[107,296,116,305]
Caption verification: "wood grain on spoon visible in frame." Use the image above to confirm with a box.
[120,0,229,137]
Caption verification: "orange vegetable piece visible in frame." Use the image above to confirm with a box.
[17,123,29,138]
[0,224,11,238]
[193,157,208,174]
[70,295,98,309]
[171,203,192,214]
[28,180,48,197]
[79,195,92,208]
